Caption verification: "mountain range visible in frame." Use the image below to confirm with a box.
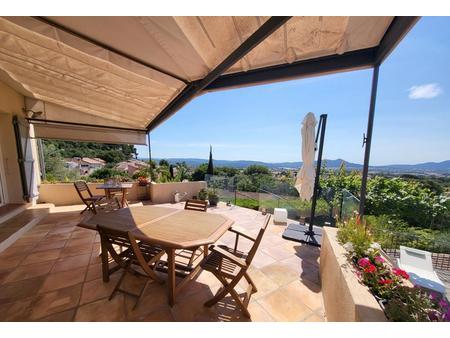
[144,158,450,174]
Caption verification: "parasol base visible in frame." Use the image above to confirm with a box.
[282,223,323,247]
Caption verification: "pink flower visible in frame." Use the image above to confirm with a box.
[392,268,409,279]
[378,278,393,285]
[358,258,370,268]
[364,264,377,274]
[374,256,385,264]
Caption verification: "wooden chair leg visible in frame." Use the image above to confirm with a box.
[229,288,251,318]
[109,266,128,301]
[204,272,233,307]
[80,205,89,214]
[133,279,150,310]
[244,272,257,292]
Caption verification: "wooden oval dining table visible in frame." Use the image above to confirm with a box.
[78,205,234,306]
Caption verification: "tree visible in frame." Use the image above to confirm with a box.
[159,159,169,167]
[191,163,209,181]
[244,165,270,176]
[207,145,214,175]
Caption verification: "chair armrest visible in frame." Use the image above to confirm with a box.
[210,245,247,268]
[229,226,256,242]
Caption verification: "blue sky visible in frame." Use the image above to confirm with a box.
[137,17,450,165]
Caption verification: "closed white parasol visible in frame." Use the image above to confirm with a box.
[295,112,317,201]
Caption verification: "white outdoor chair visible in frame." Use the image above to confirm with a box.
[397,245,446,294]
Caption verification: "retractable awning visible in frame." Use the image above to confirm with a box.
[0,16,418,138]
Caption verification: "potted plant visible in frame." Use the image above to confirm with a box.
[137,176,149,186]
[208,189,219,207]
[198,188,208,201]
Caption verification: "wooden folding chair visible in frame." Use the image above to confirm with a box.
[200,214,271,318]
[97,225,165,309]
[184,199,208,212]
[74,181,120,214]
[177,199,209,266]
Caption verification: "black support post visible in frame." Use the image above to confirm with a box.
[282,114,327,247]
[308,114,327,235]
[359,65,380,217]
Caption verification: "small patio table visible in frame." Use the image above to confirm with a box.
[78,205,233,306]
[96,182,133,208]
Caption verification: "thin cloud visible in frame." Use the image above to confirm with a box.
[408,83,443,99]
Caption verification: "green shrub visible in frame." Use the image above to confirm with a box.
[365,215,450,254]
[89,167,131,181]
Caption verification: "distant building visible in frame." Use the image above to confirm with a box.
[67,157,106,175]
[116,159,149,175]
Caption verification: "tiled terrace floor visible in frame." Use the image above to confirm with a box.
[0,202,325,322]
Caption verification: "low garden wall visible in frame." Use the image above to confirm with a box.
[150,181,206,204]
[38,181,207,206]
[320,227,387,322]
[38,182,150,206]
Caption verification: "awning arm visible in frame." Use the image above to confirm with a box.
[204,16,420,92]
[374,16,420,65]
[204,47,377,92]
[146,16,292,131]
[27,118,147,133]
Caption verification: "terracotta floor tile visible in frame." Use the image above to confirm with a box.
[3,261,54,284]
[304,312,326,322]
[75,294,126,321]
[30,284,82,320]
[170,287,220,322]
[20,248,62,266]
[247,301,275,321]
[0,297,35,321]
[0,270,12,284]
[281,280,323,312]
[65,237,94,248]
[246,268,280,300]
[38,309,76,321]
[251,251,277,269]
[0,254,26,270]
[261,244,296,261]
[85,263,103,281]
[138,305,174,321]
[39,267,87,293]
[51,253,91,273]
[125,279,171,321]
[260,261,300,286]
[70,229,95,239]
[0,276,46,305]
[79,275,119,305]
[89,248,103,265]
[48,226,75,236]
[258,287,313,321]
[43,233,72,242]
[0,244,34,258]
[59,243,93,258]
[32,239,67,252]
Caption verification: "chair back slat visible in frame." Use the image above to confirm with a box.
[97,225,132,264]
[74,180,93,200]
[185,199,208,212]
[245,215,271,265]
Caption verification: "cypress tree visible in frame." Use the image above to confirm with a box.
[207,145,214,175]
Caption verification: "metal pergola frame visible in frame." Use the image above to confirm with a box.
[28,16,420,217]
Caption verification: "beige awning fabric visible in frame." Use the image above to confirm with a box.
[32,123,147,145]
[0,16,395,138]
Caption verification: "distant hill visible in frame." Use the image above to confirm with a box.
[143,157,450,174]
